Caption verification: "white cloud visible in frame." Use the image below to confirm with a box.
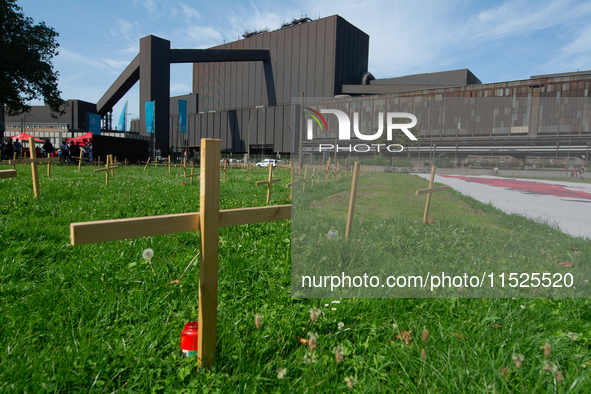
[143,0,158,18]
[184,25,224,48]
[171,83,192,95]
[103,58,133,70]
[178,4,201,21]
[56,48,105,69]
[545,24,591,73]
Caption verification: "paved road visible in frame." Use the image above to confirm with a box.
[416,174,591,239]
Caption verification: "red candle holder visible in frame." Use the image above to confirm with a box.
[180,322,198,357]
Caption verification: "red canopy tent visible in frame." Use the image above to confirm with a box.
[10,132,44,142]
[65,132,94,144]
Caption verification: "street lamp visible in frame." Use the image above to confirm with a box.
[21,113,34,133]
[247,114,257,163]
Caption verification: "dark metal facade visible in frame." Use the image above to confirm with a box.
[185,15,370,153]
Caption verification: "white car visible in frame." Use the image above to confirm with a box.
[256,159,277,168]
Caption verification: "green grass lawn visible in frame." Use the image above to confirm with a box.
[1,163,590,393]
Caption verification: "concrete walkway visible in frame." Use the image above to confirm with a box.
[415,174,591,239]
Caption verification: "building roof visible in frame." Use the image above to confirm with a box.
[342,69,481,95]
[530,70,591,79]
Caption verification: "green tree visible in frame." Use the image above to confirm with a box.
[0,0,65,138]
[374,116,420,165]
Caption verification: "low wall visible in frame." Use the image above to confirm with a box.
[364,166,582,180]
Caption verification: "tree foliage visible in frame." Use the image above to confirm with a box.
[0,0,65,116]
[375,116,420,156]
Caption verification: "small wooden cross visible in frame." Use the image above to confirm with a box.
[46,154,52,177]
[255,164,281,203]
[185,161,199,185]
[70,138,292,368]
[345,162,360,241]
[93,155,119,185]
[0,169,17,179]
[77,151,84,172]
[285,163,300,201]
[302,164,308,192]
[415,166,448,224]
[8,137,59,198]
[143,157,151,171]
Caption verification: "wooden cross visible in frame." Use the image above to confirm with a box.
[109,155,121,178]
[302,164,308,192]
[77,150,84,172]
[185,161,199,185]
[0,169,17,179]
[94,155,119,185]
[345,162,360,241]
[46,154,52,177]
[285,163,300,201]
[70,138,291,368]
[8,137,58,198]
[415,166,448,224]
[255,164,281,203]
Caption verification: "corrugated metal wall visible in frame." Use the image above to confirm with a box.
[187,15,369,153]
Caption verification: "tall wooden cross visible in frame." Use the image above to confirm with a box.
[255,165,281,203]
[70,139,291,368]
[415,166,448,224]
[8,137,58,198]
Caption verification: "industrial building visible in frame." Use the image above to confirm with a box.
[4,14,590,165]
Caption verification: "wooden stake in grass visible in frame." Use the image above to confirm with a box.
[110,155,116,177]
[345,162,360,241]
[69,138,292,369]
[144,157,151,171]
[255,165,281,203]
[78,150,83,172]
[415,166,448,224]
[302,164,308,192]
[285,164,300,201]
[46,154,52,176]
[168,155,171,173]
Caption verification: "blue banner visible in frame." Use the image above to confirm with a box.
[178,99,187,133]
[118,102,126,132]
[145,101,155,134]
[88,113,101,135]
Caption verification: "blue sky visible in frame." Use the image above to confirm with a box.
[17,0,591,129]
